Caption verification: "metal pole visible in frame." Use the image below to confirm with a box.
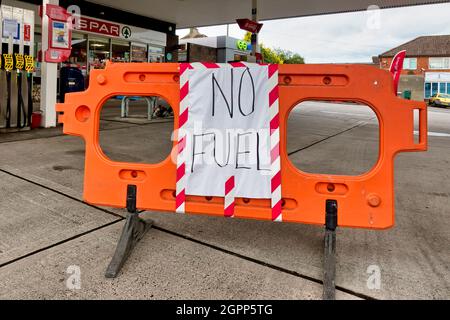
[251,0,258,59]
[40,0,60,128]
[323,200,338,300]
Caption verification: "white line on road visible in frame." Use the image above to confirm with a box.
[414,131,450,137]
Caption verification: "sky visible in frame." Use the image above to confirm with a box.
[176,2,450,64]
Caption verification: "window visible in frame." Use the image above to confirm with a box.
[403,58,417,70]
[68,33,87,75]
[148,45,165,62]
[425,82,450,98]
[425,83,431,98]
[429,57,450,70]
[111,39,130,63]
[88,36,110,72]
[130,43,148,62]
[432,83,439,96]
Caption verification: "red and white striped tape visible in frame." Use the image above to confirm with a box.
[176,63,192,213]
[268,64,283,222]
[176,62,282,221]
[224,176,235,218]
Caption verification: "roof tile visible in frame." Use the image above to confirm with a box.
[380,35,450,57]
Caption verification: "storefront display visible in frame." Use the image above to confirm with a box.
[24,9,168,82]
[89,36,110,71]
[131,43,147,62]
[68,33,87,71]
[148,45,165,62]
[112,39,130,62]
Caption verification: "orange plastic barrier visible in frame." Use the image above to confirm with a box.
[56,62,427,229]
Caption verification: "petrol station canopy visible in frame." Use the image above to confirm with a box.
[88,0,449,28]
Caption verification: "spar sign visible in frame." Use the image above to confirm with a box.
[176,63,282,221]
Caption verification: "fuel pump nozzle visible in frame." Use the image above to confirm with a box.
[3,53,14,129]
[14,53,28,128]
[24,55,35,127]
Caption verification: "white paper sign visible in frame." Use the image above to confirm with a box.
[2,19,18,38]
[182,64,272,199]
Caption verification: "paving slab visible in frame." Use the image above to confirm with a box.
[287,102,377,154]
[425,107,450,134]
[0,171,119,266]
[0,222,358,300]
[99,122,174,164]
[289,122,379,175]
[0,121,138,145]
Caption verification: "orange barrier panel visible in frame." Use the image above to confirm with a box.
[56,62,427,230]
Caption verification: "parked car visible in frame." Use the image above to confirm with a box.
[429,93,450,108]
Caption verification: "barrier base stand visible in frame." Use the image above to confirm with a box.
[105,185,153,278]
[323,200,338,300]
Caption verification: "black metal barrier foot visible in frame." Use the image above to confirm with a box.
[105,185,153,278]
[323,200,337,300]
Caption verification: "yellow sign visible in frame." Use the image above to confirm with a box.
[14,53,24,70]
[24,55,34,72]
[3,54,13,71]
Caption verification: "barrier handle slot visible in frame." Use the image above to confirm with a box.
[418,108,427,146]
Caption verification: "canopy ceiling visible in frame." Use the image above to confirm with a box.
[89,0,449,28]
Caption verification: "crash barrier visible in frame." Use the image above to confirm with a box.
[0,53,34,129]
[57,61,427,229]
[119,96,157,120]
[57,62,427,296]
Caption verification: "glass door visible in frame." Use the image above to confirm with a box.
[111,39,130,63]
[68,32,87,76]
[88,36,110,73]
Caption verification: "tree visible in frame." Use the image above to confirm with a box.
[273,48,305,64]
[261,46,284,64]
[243,32,305,64]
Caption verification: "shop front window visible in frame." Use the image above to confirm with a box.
[111,39,130,63]
[148,45,164,62]
[131,43,148,62]
[232,53,248,62]
[425,83,431,99]
[425,82,450,98]
[89,36,110,72]
[432,83,439,96]
[68,32,87,76]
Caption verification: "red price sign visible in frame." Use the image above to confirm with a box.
[236,19,263,34]
[24,24,31,41]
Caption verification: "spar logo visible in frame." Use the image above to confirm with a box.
[121,26,132,39]
[77,16,120,37]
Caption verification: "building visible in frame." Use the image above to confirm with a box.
[378,35,450,100]
[179,30,252,63]
[1,0,180,128]
[1,0,447,130]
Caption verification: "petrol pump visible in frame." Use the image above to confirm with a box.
[0,5,35,131]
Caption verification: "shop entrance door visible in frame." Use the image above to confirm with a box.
[88,36,110,73]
